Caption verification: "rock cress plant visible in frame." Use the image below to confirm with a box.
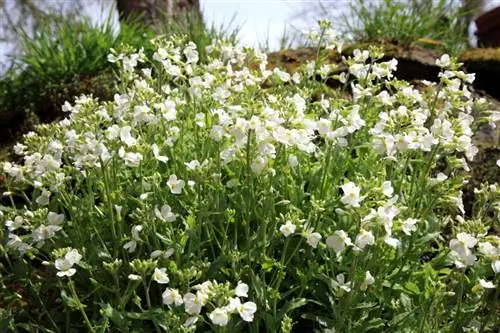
[1,21,499,332]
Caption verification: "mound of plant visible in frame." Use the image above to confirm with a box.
[1,21,499,332]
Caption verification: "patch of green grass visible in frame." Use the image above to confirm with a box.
[337,0,470,55]
[0,13,154,149]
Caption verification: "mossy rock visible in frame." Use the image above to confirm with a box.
[460,48,500,100]
[266,41,441,83]
[0,69,116,155]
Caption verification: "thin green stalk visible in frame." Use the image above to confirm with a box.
[68,280,95,333]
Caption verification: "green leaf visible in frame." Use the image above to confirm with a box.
[403,281,420,295]
[261,256,278,272]
[362,317,386,330]
[415,232,440,246]
[277,298,308,320]
[100,304,128,330]
[60,290,80,310]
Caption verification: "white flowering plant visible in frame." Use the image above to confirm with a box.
[1,21,499,332]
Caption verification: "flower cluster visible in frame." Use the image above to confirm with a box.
[1,21,500,332]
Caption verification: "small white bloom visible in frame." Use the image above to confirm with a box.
[120,126,137,147]
[326,230,352,255]
[228,298,257,322]
[450,232,477,258]
[163,288,184,306]
[288,155,299,169]
[185,160,200,170]
[355,229,375,250]
[47,212,64,225]
[5,216,24,231]
[436,54,451,68]
[235,282,249,298]
[183,316,198,327]
[340,182,363,208]
[279,220,296,237]
[183,292,203,315]
[492,260,500,274]
[497,159,500,168]
[152,268,170,284]
[365,271,375,285]
[384,236,400,248]
[209,308,229,326]
[401,218,418,236]
[36,189,51,206]
[333,273,351,292]
[128,274,142,281]
[381,181,394,197]
[167,174,185,194]
[155,204,177,222]
[304,229,322,248]
[55,249,82,277]
[479,279,496,289]
[152,144,169,163]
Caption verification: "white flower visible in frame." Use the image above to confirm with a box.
[401,218,418,236]
[152,268,170,284]
[355,229,375,250]
[55,249,82,277]
[152,144,169,163]
[167,175,185,194]
[450,232,477,258]
[162,288,183,306]
[381,181,394,197]
[123,225,142,253]
[228,297,257,322]
[5,216,24,231]
[365,271,375,285]
[183,292,203,315]
[183,316,198,327]
[151,248,174,260]
[288,155,299,168]
[340,182,363,208]
[360,270,375,291]
[128,274,141,281]
[332,273,351,292]
[155,204,177,222]
[497,159,500,168]
[479,279,496,289]
[235,282,249,298]
[120,126,137,147]
[251,156,267,174]
[279,220,296,237]
[326,230,352,255]
[185,160,200,170]
[492,260,500,274]
[436,54,451,68]
[36,189,51,206]
[209,308,229,326]
[384,236,400,248]
[47,212,64,225]
[122,151,143,167]
[304,229,322,248]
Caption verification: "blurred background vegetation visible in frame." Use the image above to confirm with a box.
[0,0,489,160]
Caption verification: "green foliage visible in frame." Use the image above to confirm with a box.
[0,13,153,148]
[339,0,470,55]
[1,22,499,332]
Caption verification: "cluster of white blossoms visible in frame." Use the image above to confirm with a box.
[2,23,500,331]
[450,232,500,274]
[161,280,257,327]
